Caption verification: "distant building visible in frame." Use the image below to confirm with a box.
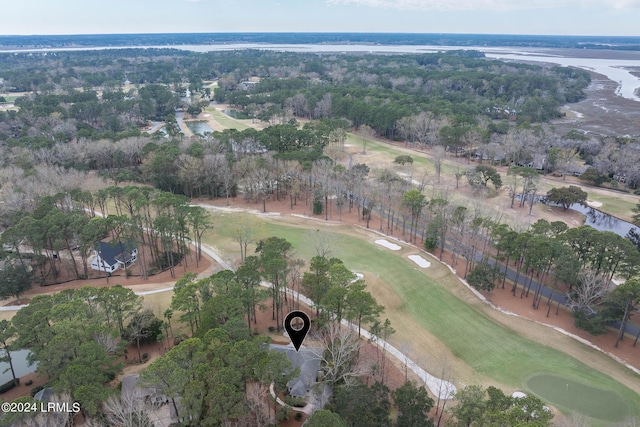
[517,154,546,171]
[237,81,258,91]
[567,163,589,177]
[90,241,138,273]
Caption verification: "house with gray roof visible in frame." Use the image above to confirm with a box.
[269,344,329,397]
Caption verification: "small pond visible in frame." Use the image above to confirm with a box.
[569,203,638,237]
[0,349,37,385]
[532,194,639,239]
[185,120,213,135]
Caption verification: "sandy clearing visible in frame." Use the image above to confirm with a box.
[408,254,431,268]
[375,239,402,251]
[192,203,281,217]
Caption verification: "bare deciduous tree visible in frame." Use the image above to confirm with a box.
[244,383,275,427]
[357,124,375,155]
[411,111,435,147]
[432,145,446,184]
[566,268,611,314]
[306,228,335,259]
[314,321,368,387]
[313,93,332,119]
[228,218,254,262]
[102,389,160,427]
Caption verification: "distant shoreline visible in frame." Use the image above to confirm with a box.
[2,43,640,62]
[1,32,640,52]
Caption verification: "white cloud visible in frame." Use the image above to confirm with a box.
[325,0,640,11]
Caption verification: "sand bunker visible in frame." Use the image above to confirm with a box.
[586,200,603,208]
[375,239,401,251]
[408,255,431,268]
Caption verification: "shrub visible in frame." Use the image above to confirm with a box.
[155,251,185,270]
[277,405,292,422]
[313,194,323,215]
[174,334,187,346]
[284,396,307,407]
[573,310,608,335]
[579,167,606,186]
[394,155,413,165]
[30,385,44,397]
[0,379,18,394]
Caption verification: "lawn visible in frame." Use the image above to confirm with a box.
[205,107,251,131]
[203,210,640,423]
[528,374,629,422]
[586,192,637,222]
[349,135,471,180]
[140,291,192,336]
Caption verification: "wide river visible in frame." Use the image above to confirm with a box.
[2,43,640,101]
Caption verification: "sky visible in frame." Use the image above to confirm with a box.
[1,0,639,36]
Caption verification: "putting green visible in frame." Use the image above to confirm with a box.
[528,374,628,422]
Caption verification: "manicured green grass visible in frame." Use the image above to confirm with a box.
[586,193,637,222]
[349,134,434,170]
[528,374,629,422]
[140,291,191,336]
[204,211,640,422]
[206,107,251,131]
[351,135,483,183]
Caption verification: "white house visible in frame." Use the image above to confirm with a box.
[90,241,138,274]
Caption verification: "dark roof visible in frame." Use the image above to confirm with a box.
[96,241,136,266]
[121,373,164,402]
[269,344,322,398]
[34,387,55,402]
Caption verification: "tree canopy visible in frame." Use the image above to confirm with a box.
[546,186,588,211]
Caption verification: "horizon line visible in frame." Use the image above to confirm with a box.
[1,31,640,39]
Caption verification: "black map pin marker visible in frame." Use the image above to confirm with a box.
[284,310,311,352]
